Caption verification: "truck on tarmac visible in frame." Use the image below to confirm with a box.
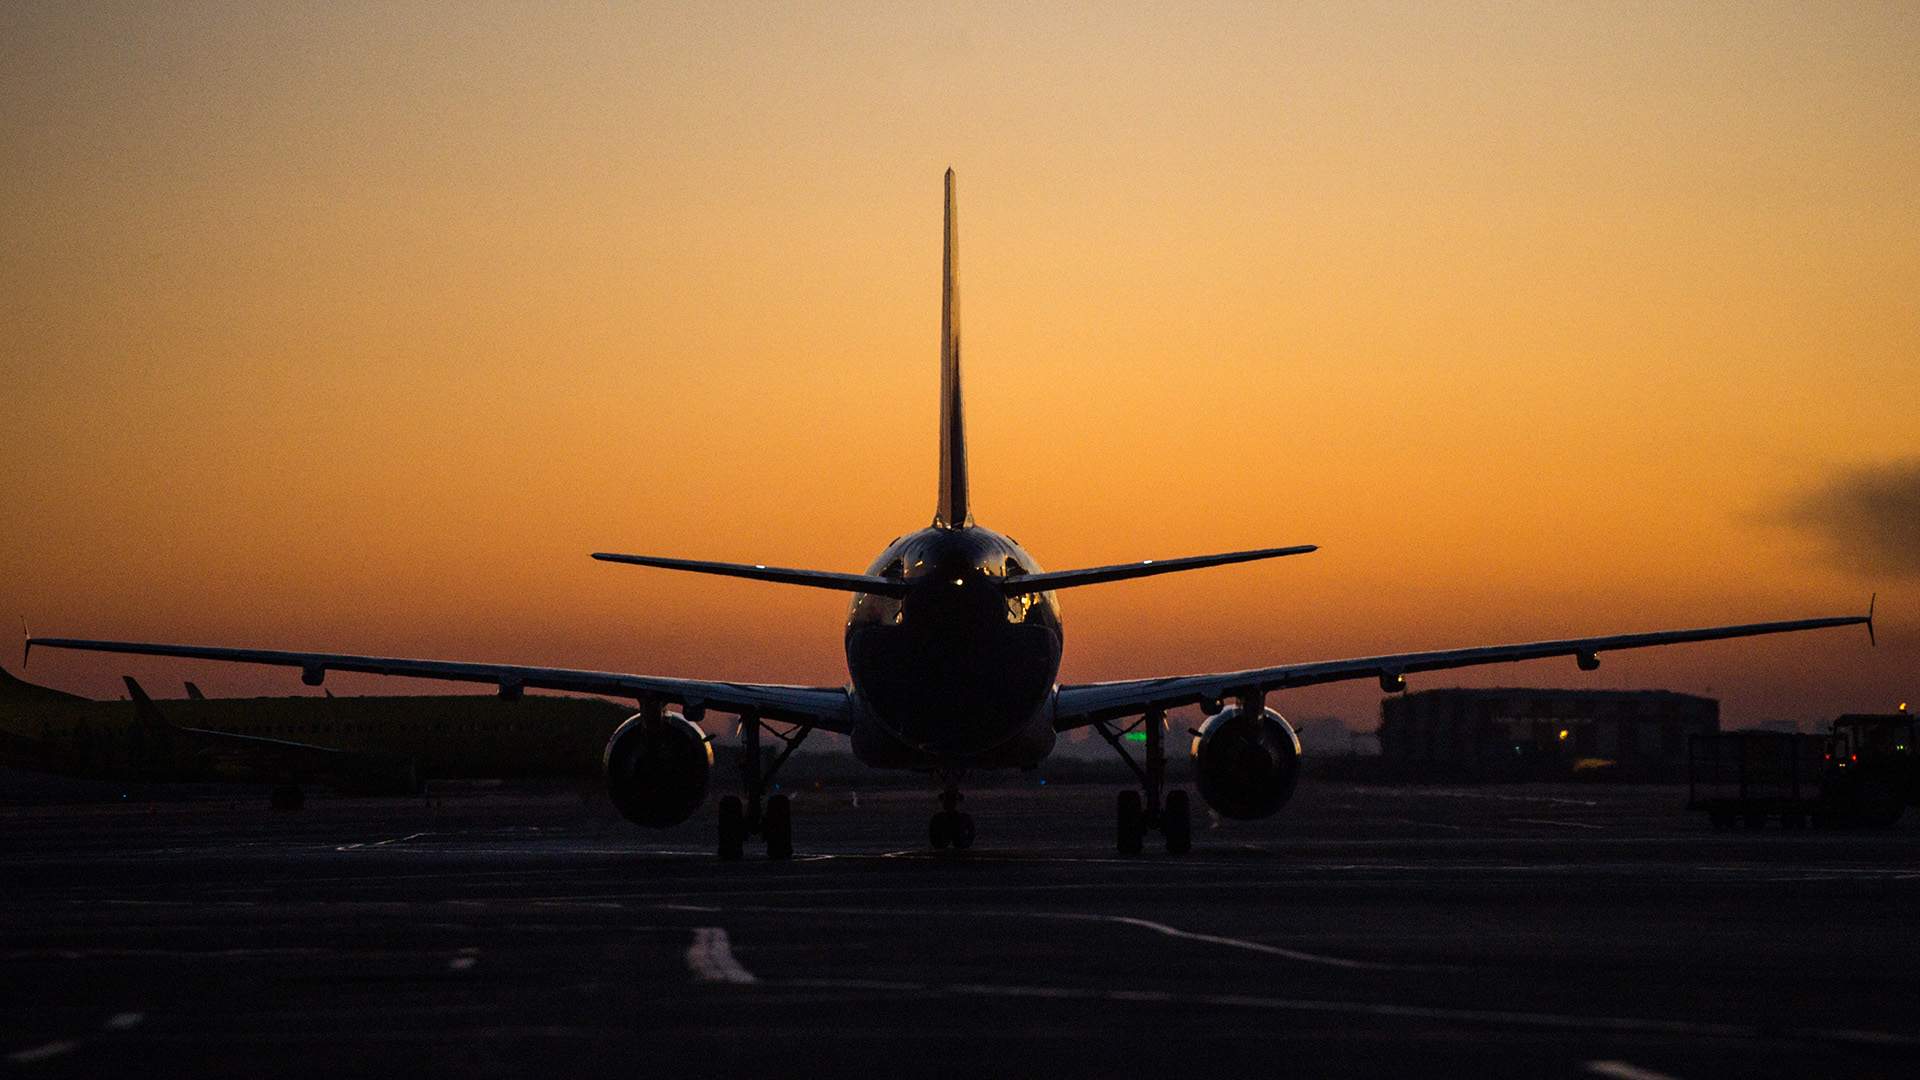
[1688,712,1917,830]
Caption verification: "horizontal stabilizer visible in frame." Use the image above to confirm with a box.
[591,552,911,597]
[1004,545,1317,594]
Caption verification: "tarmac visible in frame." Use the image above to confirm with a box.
[3,779,1916,1079]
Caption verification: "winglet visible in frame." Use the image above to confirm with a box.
[934,167,971,528]
[1867,592,1877,647]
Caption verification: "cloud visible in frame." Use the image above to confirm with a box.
[1781,457,1920,578]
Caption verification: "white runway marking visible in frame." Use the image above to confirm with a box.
[657,903,1404,972]
[1511,818,1605,830]
[1089,914,1401,971]
[1586,1060,1683,1080]
[336,832,432,852]
[685,928,758,984]
[103,1012,144,1031]
[6,1040,79,1064]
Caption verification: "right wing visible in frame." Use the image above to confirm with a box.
[27,637,853,732]
[1004,545,1317,594]
[1054,610,1873,728]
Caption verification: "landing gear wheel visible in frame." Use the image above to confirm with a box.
[1116,790,1144,855]
[270,784,304,812]
[1163,789,1192,854]
[764,793,793,860]
[930,811,953,850]
[718,796,746,861]
[951,812,975,850]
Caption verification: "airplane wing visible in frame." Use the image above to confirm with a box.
[1053,610,1873,729]
[1003,545,1317,594]
[590,552,909,597]
[27,637,853,732]
[121,676,423,793]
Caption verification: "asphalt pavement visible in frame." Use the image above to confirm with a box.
[3,780,1916,1078]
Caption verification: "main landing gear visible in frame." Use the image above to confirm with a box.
[928,778,975,850]
[717,713,811,861]
[1096,711,1192,855]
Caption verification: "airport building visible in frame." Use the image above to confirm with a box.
[1378,688,1719,781]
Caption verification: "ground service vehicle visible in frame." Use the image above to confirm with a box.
[1690,713,1917,829]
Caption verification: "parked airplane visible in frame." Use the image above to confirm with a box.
[0,663,626,808]
[28,170,1872,858]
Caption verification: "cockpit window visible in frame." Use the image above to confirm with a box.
[881,559,906,579]
[1003,557,1024,578]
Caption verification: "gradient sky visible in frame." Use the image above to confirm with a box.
[3,2,1915,730]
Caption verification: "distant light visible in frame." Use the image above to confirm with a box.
[1143,559,1154,565]
[754,564,766,570]
[1123,731,1148,743]
[1900,702,1909,713]
[1557,729,1570,741]
[952,578,965,586]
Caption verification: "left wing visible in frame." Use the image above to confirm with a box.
[1054,609,1872,729]
[27,637,852,732]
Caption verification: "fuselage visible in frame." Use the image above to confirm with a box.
[844,524,1063,769]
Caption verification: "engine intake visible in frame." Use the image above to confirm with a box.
[602,711,713,827]
[1190,705,1301,820]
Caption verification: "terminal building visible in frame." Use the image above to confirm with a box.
[1378,688,1718,781]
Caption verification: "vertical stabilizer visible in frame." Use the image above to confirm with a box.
[935,168,971,527]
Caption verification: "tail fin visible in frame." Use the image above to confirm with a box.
[934,168,971,528]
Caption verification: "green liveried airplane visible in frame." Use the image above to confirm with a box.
[0,662,626,809]
[22,171,1873,857]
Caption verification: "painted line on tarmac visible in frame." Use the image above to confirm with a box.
[1088,914,1401,971]
[685,927,758,984]
[785,978,1918,1048]
[336,832,432,852]
[7,1012,147,1066]
[655,903,1405,972]
[1586,1061,1682,1080]
[6,1040,79,1065]
[1511,818,1606,831]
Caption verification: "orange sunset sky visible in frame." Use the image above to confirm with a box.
[2,3,1914,731]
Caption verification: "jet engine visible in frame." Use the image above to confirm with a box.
[602,711,713,827]
[1190,705,1301,820]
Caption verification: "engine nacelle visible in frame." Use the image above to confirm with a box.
[602,711,713,827]
[1190,706,1301,821]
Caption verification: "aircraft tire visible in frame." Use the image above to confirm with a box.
[1163,789,1192,854]
[764,794,793,860]
[1116,790,1144,855]
[951,812,975,850]
[718,796,746,861]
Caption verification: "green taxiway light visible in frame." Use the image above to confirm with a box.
[1123,732,1148,743]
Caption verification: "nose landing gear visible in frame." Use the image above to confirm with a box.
[1099,711,1192,855]
[929,777,975,850]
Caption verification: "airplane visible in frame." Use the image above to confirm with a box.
[27,169,1873,858]
[0,662,628,808]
